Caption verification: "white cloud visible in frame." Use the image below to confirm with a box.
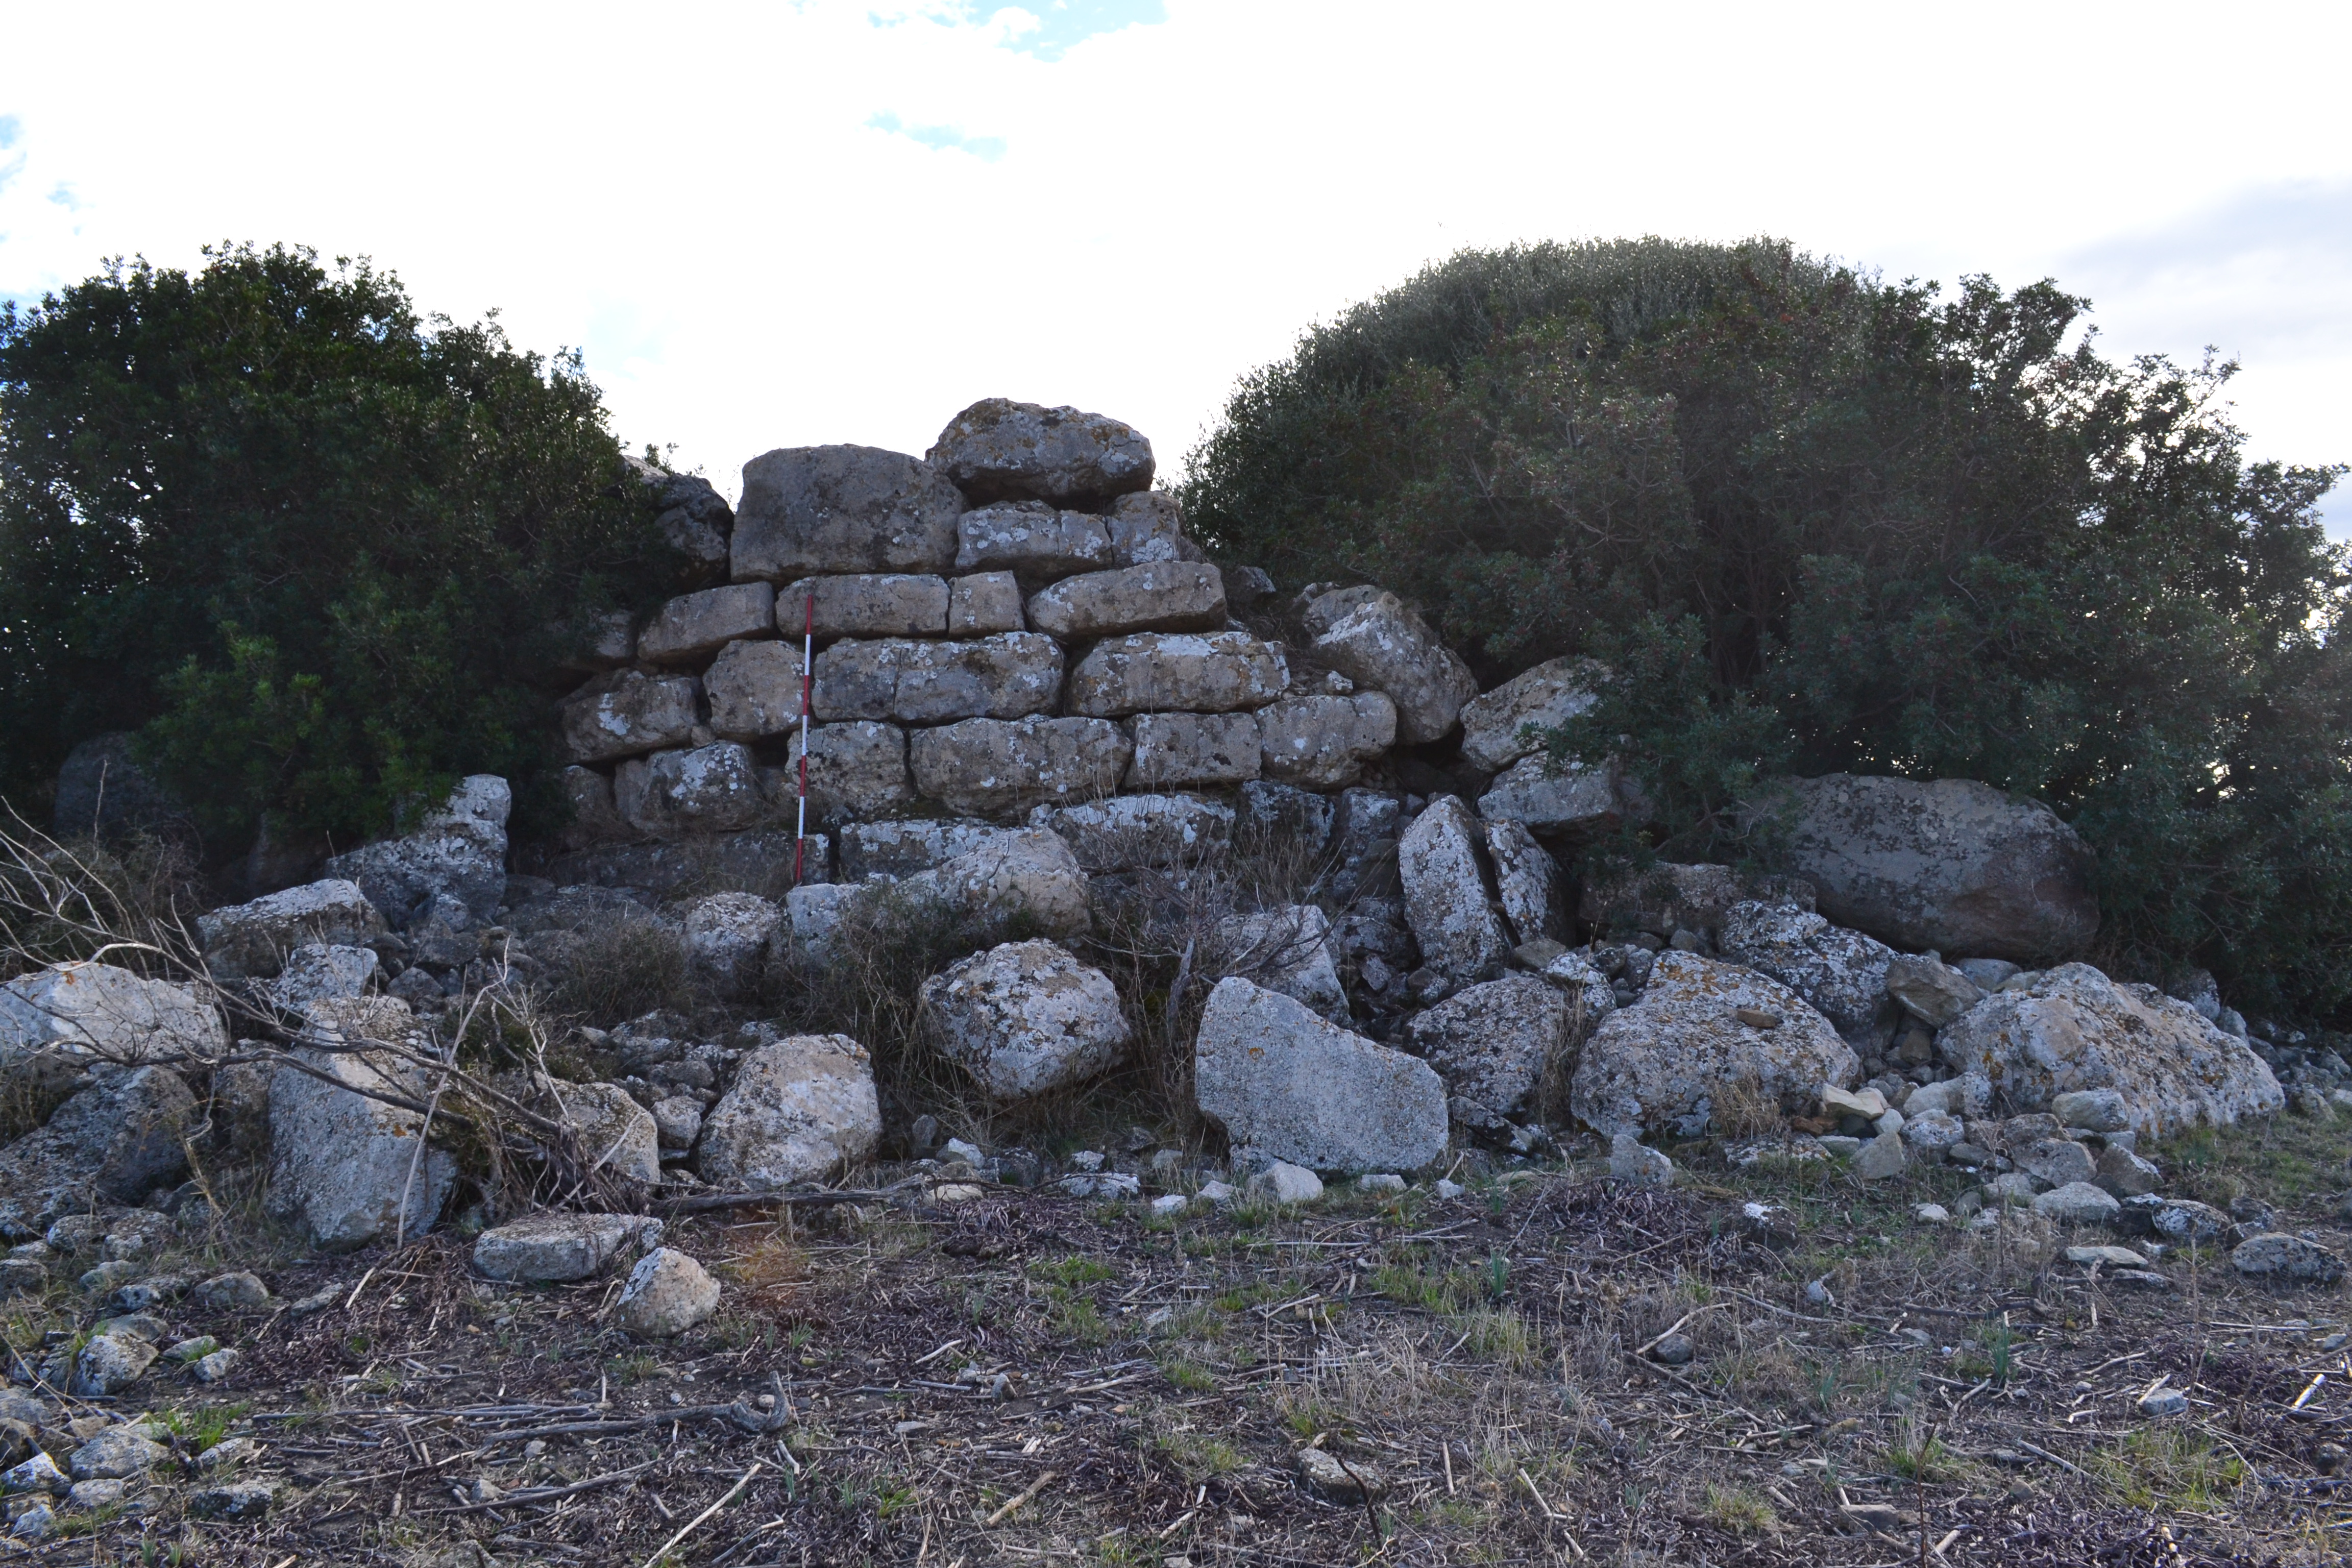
[2,0,2345,530]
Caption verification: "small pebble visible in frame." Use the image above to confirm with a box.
[1650,1333,1695,1366]
[1433,1179,1465,1200]
[2139,1387,2191,1417]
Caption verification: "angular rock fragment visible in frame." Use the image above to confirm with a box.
[1194,978,1448,1173]
[1457,656,1605,773]
[919,941,1132,1099]
[325,774,511,930]
[616,1247,721,1337]
[1308,589,1478,745]
[926,399,1154,507]
[1406,975,1583,1129]
[199,879,387,980]
[696,1035,880,1190]
[1715,901,1895,1043]
[1398,796,1512,992]
[473,1213,664,1283]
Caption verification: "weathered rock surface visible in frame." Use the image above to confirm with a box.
[1478,754,1640,836]
[2035,1182,2122,1225]
[1308,590,1478,745]
[2,963,225,1063]
[679,892,785,1001]
[1104,492,1197,565]
[898,829,1090,939]
[265,998,455,1250]
[704,639,805,741]
[1458,657,1605,773]
[908,716,1132,816]
[2118,1194,2230,1243]
[1398,796,1512,992]
[560,670,701,766]
[1571,952,1860,1138]
[546,829,817,900]
[325,775,510,930]
[816,632,1062,724]
[784,721,912,827]
[1577,863,1813,939]
[68,1334,156,1397]
[267,945,379,1012]
[68,1428,166,1481]
[624,456,734,581]
[473,1212,664,1282]
[1610,1133,1676,1186]
[199,879,387,979]
[1026,562,1226,640]
[50,732,182,840]
[952,502,1114,580]
[775,574,949,639]
[836,819,1010,882]
[1213,905,1346,1021]
[618,743,772,837]
[637,583,776,664]
[1124,712,1260,789]
[948,571,1024,634]
[1759,774,2100,962]
[548,1080,664,1185]
[1406,975,1582,1128]
[919,940,1131,1099]
[1255,693,1397,789]
[925,399,1155,507]
[1884,954,1986,1030]
[696,1035,880,1190]
[1714,901,1895,1043]
[616,1247,721,1337]
[1484,820,1564,947]
[1065,631,1286,718]
[1194,978,1448,1173]
[1028,794,1233,871]
[2231,1232,2345,1283]
[0,1062,194,1229]
[1934,964,2284,1136]
[731,446,964,578]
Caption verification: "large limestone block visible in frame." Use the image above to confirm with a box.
[545,829,823,901]
[815,633,1062,724]
[908,717,1132,816]
[2,963,224,1063]
[618,744,773,837]
[623,456,734,582]
[1308,590,1478,745]
[953,502,1114,580]
[1398,796,1513,992]
[560,670,702,764]
[1124,712,1260,790]
[678,893,785,1002]
[837,819,1009,882]
[199,879,387,980]
[268,944,380,1012]
[948,572,1024,634]
[1104,492,1199,566]
[1571,951,1860,1138]
[265,999,455,1250]
[1028,794,1235,871]
[1758,774,2100,962]
[705,639,805,742]
[785,722,912,827]
[1714,901,1896,1043]
[51,732,181,840]
[731,445,964,579]
[696,1035,880,1190]
[926,398,1155,507]
[1458,657,1606,773]
[1935,964,2283,1136]
[1065,631,1287,719]
[547,1081,663,1184]
[1026,562,1226,640]
[918,940,1132,1099]
[558,766,629,849]
[473,1212,663,1283]
[1479,753,1639,835]
[636,583,775,664]
[1484,820,1564,947]
[1255,693,1397,789]
[325,775,510,930]
[1407,974,1585,1128]
[775,574,949,639]
[1193,978,1448,1173]
[1577,862,1812,939]
[0,1063,197,1226]
[1212,905,1346,1020]
[900,829,1091,939]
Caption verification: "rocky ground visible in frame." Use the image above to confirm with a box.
[3,1107,2347,1567]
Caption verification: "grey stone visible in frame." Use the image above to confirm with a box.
[836,819,1009,883]
[199,878,387,979]
[1194,978,1449,1173]
[2231,1232,2345,1283]
[1240,782,1335,853]
[636,583,775,664]
[815,632,1062,724]
[2166,968,2222,1022]
[1479,752,1641,835]
[2052,1088,2132,1132]
[1066,631,1288,719]
[1247,1162,1325,1206]
[1578,862,1813,940]
[0,1064,197,1220]
[1254,693,1398,789]
[69,1334,156,1396]
[948,571,1025,634]
[623,456,734,581]
[1124,712,1260,790]
[952,501,1113,580]
[1398,795,1513,992]
[560,670,702,764]
[704,639,806,742]
[1716,900,1895,1042]
[543,829,819,902]
[50,732,182,840]
[473,1212,664,1282]
[68,1428,166,1481]
[1408,976,1585,1129]
[1212,905,1346,1021]
[1937,964,2283,1136]
[189,1481,276,1520]
[264,998,455,1250]
[925,399,1154,507]
[2095,1144,2163,1198]
[920,941,1132,1099]
[1458,657,1606,773]
[616,1246,721,1337]
[548,1080,663,1185]
[1901,1108,1965,1153]
[1308,590,1479,745]
[1756,773,2100,961]
[325,775,510,930]
[774,574,948,639]
[2,961,225,1062]
[66,1478,125,1511]
[783,884,857,965]
[2033,1181,2121,1224]
[696,1035,880,1190]
[1104,491,1198,565]
[897,828,1091,938]
[653,1096,702,1151]
[2067,1244,2150,1268]
[1609,1134,1675,1186]
[2117,1195,2228,1242]
[188,1271,270,1310]
[1484,819,1564,948]
[783,721,913,827]
[2,1453,67,1497]
[2015,1136,2098,1188]
[679,892,784,1001]
[2138,1386,2191,1417]
[1853,1131,1909,1179]
[1026,562,1227,639]
[267,944,379,1012]
[1028,794,1234,871]
[908,716,1132,816]
[1329,789,1405,902]
[1954,958,2021,991]
[618,743,773,837]
[1058,1171,1141,1199]
[731,445,964,579]
[1884,954,1986,1030]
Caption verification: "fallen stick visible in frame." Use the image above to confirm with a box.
[426,1459,659,1515]
[1632,1304,1727,1360]
[985,1468,1059,1526]
[640,1462,762,1568]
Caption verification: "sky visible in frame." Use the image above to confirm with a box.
[2,0,2347,533]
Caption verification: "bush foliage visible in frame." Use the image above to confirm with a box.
[0,243,678,850]
[1183,238,2351,1018]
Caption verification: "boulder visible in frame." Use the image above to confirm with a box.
[1883,954,1985,1030]
[324,775,511,930]
[1577,863,1814,940]
[264,998,455,1250]
[947,571,1024,634]
[636,583,776,664]
[2230,1232,2346,1284]
[1609,1133,1676,1186]
[1026,562,1226,639]
[1714,901,1896,1043]
[623,457,734,581]
[1028,795,1234,871]
[559,670,702,764]
[1065,631,1288,718]
[952,502,1114,580]
[1570,951,1860,1138]
[68,1334,156,1398]
[908,716,1132,816]
[1255,694,1398,789]
[784,722,912,827]
[1240,781,1336,853]
[2095,1144,2163,1197]
[925,399,1154,507]
[918,940,1132,1099]
[1935,964,2283,1136]
[0,1063,199,1230]
[199,878,387,979]
[1193,978,1449,1173]
[1478,753,1641,835]
[696,1035,880,1190]
[1458,657,1606,773]
[2034,1182,2122,1226]
[815,632,1062,724]
[1483,820,1563,947]
[50,733,181,840]
[2118,1194,2230,1243]
[548,1080,663,1185]
[1213,905,1346,1021]
[1104,492,1198,565]
[2051,1087,2131,1132]
[67,1428,166,1482]
[472,1213,664,1283]
[679,893,785,1001]
[615,1247,721,1337]
[267,945,380,1012]
[1124,712,1260,790]
[2,962,225,1062]
[704,639,806,741]
[836,819,1009,883]
[1405,975,1582,1129]
[1757,774,2100,961]
[1537,950,1618,1026]
[899,829,1091,939]
[774,574,949,639]
[1398,796,1513,992]
[730,445,964,578]
[618,743,772,837]
[1307,590,1478,745]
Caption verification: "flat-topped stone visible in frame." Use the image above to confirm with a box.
[560,671,702,763]
[1064,631,1286,718]
[704,640,804,741]
[909,716,1133,816]
[775,574,949,639]
[926,399,1155,507]
[473,1213,664,1283]
[638,583,775,664]
[732,445,964,578]
[1125,712,1261,790]
[815,632,1062,724]
[953,502,1115,580]
[1026,562,1227,640]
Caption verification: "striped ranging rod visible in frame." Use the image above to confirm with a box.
[794,591,814,885]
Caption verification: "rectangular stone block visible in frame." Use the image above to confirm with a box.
[782,721,912,826]
[814,633,1062,725]
[836,819,1011,882]
[1065,631,1287,718]
[1123,712,1261,790]
[637,583,775,664]
[1256,693,1398,788]
[560,671,702,763]
[948,572,1024,635]
[704,639,806,741]
[1025,562,1226,639]
[908,716,1133,817]
[953,502,1114,580]
[775,574,949,639]
[730,445,963,578]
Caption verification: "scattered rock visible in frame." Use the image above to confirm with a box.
[2,1453,67,1497]
[2094,1145,2164,1198]
[2231,1233,2346,1284]
[189,1481,277,1520]
[1398,795,1513,993]
[0,1062,198,1221]
[1883,954,1985,1030]
[191,1350,240,1383]
[2066,1244,2149,1268]
[548,1080,663,1186]
[198,878,387,979]
[65,1478,124,1511]
[2032,1182,2122,1226]
[1309,590,1479,746]
[1853,1131,1909,1180]
[473,1213,665,1283]
[2138,1386,2191,1417]
[696,1035,880,1191]
[1194,978,1449,1174]
[679,892,785,1000]
[324,775,511,930]
[2014,1137,2098,1189]
[920,940,1132,1099]
[1649,1333,1695,1367]
[265,998,456,1250]
[1247,1163,1325,1205]
[1477,752,1640,835]
[188,1271,270,1311]
[616,1247,721,1337]
[68,1335,157,1397]
[1407,976,1584,1129]
[67,1427,166,1481]
[1715,901,1895,1042]
[1484,820,1565,948]
[2051,1088,2132,1132]
[1609,1134,1674,1186]
[268,944,380,1012]
[1295,1444,1388,1501]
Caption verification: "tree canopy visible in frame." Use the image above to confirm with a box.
[1182,238,2352,1018]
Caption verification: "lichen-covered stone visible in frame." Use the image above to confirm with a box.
[774,574,949,638]
[1065,631,1287,719]
[1212,905,1346,1021]
[1458,657,1606,773]
[560,670,702,764]
[1194,978,1448,1173]
[919,940,1131,1099]
[926,399,1155,507]
[324,774,510,930]
[696,1035,880,1190]
[678,893,785,1003]
[473,1212,664,1283]
[615,1247,721,1337]
[1714,901,1895,1043]
[815,632,1062,724]
[1483,819,1563,947]
[198,879,387,980]
[704,639,806,742]
[1027,795,1234,871]
[731,445,964,578]
[947,572,1024,634]
[264,998,455,1250]
[1398,796,1512,992]
[618,743,773,837]
[1308,589,1478,745]
[1124,712,1261,790]
[785,722,911,827]
[1576,862,1814,939]
[1255,693,1396,789]
[836,819,1010,883]
[908,716,1131,816]
[2,962,225,1062]
[952,501,1114,580]
[1407,975,1583,1128]
[636,582,775,664]
[1025,562,1227,640]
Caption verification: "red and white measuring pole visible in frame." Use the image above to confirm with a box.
[793,591,814,885]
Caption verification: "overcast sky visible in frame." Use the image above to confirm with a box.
[3,1,2346,532]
